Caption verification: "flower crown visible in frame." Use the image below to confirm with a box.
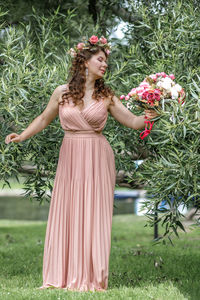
[68,35,111,57]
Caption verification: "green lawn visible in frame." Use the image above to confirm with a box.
[0,215,199,300]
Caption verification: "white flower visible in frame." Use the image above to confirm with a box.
[174,84,182,92]
[171,87,179,99]
[156,81,163,88]
[161,77,173,90]
[164,77,173,83]
[126,102,132,109]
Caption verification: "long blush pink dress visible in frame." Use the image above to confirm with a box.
[40,99,116,291]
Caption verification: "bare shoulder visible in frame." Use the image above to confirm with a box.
[50,84,68,103]
[102,95,115,109]
[54,84,69,95]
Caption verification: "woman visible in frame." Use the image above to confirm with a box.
[5,36,157,292]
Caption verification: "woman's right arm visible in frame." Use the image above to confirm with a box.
[5,85,65,144]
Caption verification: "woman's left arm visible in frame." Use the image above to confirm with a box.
[108,95,157,130]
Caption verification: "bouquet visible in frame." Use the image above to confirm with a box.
[120,72,185,139]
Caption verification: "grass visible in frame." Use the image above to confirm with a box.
[0,215,199,300]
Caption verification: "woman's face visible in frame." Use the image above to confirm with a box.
[85,51,108,79]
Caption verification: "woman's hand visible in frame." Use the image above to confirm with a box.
[5,133,22,144]
[144,109,159,120]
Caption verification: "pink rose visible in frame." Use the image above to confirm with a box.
[161,72,167,78]
[149,75,157,81]
[131,88,137,93]
[146,92,156,101]
[77,43,85,50]
[142,91,149,100]
[136,87,144,92]
[120,95,125,100]
[146,90,155,105]
[169,74,175,80]
[154,91,161,101]
[100,36,107,44]
[125,95,130,101]
[130,88,137,96]
[154,89,161,95]
[156,73,162,77]
[136,88,145,96]
[89,35,99,44]
[105,49,110,55]
[139,82,150,88]
[155,95,160,101]
[146,91,156,106]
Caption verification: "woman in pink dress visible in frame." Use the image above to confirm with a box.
[5,36,157,292]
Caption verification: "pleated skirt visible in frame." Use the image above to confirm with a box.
[40,131,116,291]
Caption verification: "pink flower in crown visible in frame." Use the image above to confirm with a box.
[105,49,110,55]
[77,43,85,50]
[100,36,107,44]
[89,35,99,44]
[120,95,125,100]
[69,48,76,57]
[169,74,175,80]
[125,95,130,100]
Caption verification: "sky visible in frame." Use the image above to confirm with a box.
[111,20,126,40]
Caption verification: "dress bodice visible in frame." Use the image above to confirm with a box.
[59,99,108,132]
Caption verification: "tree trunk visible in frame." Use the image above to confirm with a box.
[88,0,98,24]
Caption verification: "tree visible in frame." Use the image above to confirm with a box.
[117,0,200,241]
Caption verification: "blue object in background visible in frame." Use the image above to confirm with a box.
[134,160,143,169]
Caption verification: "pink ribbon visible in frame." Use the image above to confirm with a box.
[140,120,154,140]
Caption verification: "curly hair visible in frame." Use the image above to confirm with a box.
[61,44,114,105]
